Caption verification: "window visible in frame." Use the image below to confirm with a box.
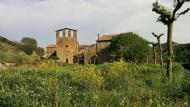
[66,45,68,48]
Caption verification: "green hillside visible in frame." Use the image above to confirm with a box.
[161,42,190,70]
[0,36,34,64]
[174,43,190,70]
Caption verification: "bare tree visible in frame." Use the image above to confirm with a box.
[149,42,158,65]
[152,32,164,68]
[152,0,190,80]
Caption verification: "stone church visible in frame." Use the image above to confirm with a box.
[45,28,114,64]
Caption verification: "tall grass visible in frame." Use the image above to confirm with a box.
[0,61,189,107]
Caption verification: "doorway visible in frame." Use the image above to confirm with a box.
[66,58,69,64]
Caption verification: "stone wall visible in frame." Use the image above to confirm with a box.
[96,41,112,63]
[83,44,97,64]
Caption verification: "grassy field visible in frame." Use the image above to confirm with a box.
[0,60,190,107]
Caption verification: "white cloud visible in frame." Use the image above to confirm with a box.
[0,0,190,47]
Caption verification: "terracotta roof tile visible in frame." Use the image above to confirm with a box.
[79,45,91,51]
[97,34,117,42]
[47,44,56,48]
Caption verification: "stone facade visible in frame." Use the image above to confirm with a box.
[46,28,115,64]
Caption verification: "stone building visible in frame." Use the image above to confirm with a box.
[96,34,116,63]
[46,28,115,64]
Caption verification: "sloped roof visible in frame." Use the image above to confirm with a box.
[47,44,56,48]
[79,45,91,51]
[96,34,116,42]
[45,51,57,59]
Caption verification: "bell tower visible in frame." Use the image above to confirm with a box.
[55,28,78,64]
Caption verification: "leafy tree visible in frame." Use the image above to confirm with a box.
[110,32,151,63]
[20,37,37,55]
[152,0,190,80]
[36,47,45,57]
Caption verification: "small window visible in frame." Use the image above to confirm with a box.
[66,58,69,63]
[66,45,68,48]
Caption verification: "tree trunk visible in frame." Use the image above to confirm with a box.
[167,22,173,80]
[158,39,163,68]
[153,48,157,65]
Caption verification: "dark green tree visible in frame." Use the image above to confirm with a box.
[20,37,37,55]
[152,0,190,80]
[110,32,151,63]
[36,47,45,57]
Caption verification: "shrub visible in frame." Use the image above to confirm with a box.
[69,65,104,90]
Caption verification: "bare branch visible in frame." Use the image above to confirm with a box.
[152,32,157,37]
[176,8,190,18]
[152,32,164,38]
[173,1,184,17]
[159,34,164,38]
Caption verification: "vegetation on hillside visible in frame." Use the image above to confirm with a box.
[0,36,45,65]
[0,61,189,107]
[160,42,190,70]
[0,36,35,64]
[20,37,45,56]
[174,43,190,63]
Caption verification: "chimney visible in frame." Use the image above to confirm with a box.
[73,30,77,39]
[98,34,100,40]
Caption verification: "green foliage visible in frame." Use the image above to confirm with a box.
[110,32,151,62]
[20,37,37,55]
[36,47,45,56]
[0,61,189,106]
[152,1,172,24]
[174,43,190,63]
[162,43,190,70]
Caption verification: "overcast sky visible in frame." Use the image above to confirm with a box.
[0,0,190,47]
